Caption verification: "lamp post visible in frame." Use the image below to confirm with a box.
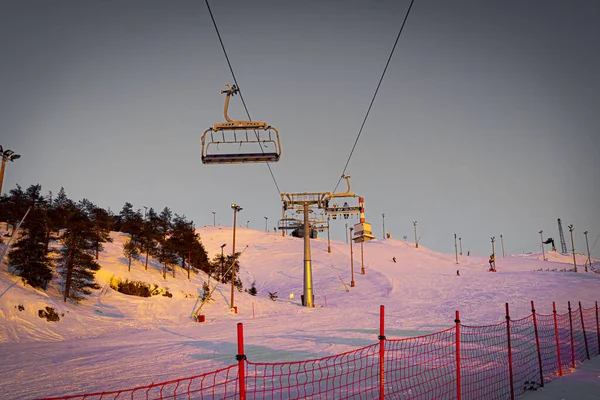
[539,230,545,261]
[350,227,355,287]
[360,241,365,275]
[143,206,148,221]
[0,146,21,195]
[583,231,591,272]
[327,216,331,253]
[246,220,249,229]
[413,221,418,248]
[382,213,385,239]
[459,237,463,256]
[491,236,495,257]
[345,222,348,243]
[568,225,577,272]
[264,216,268,232]
[454,233,458,264]
[220,243,226,278]
[231,204,242,311]
[212,212,216,226]
[500,234,505,258]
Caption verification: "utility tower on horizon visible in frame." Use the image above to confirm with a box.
[557,218,568,254]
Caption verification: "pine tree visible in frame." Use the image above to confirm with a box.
[139,207,158,270]
[79,199,113,259]
[123,239,140,272]
[57,203,101,302]
[8,206,53,289]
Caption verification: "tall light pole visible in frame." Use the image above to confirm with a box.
[382,213,385,239]
[246,220,249,229]
[583,231,591,272]
[231,203,242,311]
[360,241,365,275]
[569,224,577,272]
[0,146,21,195]
[143,206,148,221]
[264,216,268,232]
[454,233,458,264]
[220,243,226,278]
[327,216,331,253]
[413,221,418,248]
[500,234,505,258]
[302,202,313,307]
[491,236,495,256]
[350,227,355,287]
[212,211,216,226]
[459,237,463,256]
[539,231,545,261]
[345,222,348,243]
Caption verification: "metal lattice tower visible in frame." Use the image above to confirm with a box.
[557,218,568,254]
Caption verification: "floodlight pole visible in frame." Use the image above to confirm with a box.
[454,233,458,264]
[539,230,546,261]
[382,213,385,239]
[584,231,591,272]
[350,227,355,287]
[361,241,365,275]
[264,216,268,232]
[212,211,216,227]
[569,225,577,272]
[500,234,505,258]
[414,221,418,248]
[459,237,463,256]
[327,216,331,253]
[491,236,495,257]
[231,204,242,311]
[302,202,313,307]
[345,223,348,243]
[281,206,285,237]
[220,244,226,278]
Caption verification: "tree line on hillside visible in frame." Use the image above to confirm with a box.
[0,184,242,303]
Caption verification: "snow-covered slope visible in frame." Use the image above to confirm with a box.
[0,227,598,399]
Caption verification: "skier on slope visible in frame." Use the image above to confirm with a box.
[489,254,496,271]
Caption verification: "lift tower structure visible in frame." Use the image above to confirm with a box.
[558,218,568,254]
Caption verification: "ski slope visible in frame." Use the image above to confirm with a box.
[0,227,599,399]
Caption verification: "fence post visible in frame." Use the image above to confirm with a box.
[579,301,590,360]
[553,302,563,376]
[568,301,575,369]
[237,323,247,400]
[596,301,600,356]
[379,305,385,400]
[455,310,461,400]
[505,303,515,400]
[531,301,544,387]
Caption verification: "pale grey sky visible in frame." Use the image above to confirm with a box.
[1,0,599,259]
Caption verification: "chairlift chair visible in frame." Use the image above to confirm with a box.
[201,83,282,164]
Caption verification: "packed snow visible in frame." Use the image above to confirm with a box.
[0,226,599,399]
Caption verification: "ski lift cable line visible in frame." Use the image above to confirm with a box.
[331,0,416,194]
[204,0,282,195]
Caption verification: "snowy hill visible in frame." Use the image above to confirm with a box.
[0,227,599,399]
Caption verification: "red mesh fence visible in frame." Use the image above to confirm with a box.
[535,313,562,384]
[555,311,575,373]
[509,315,542,398]
[245,344,379,399]
[40,364,239,400]
[571,306,588,363]
[460,322,511,399]
[582,306,600,356]
[384,327,456,399]
[39,302,600,400]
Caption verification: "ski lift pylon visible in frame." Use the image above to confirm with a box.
[201,83,282,164]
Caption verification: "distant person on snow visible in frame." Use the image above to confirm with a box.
[489,254,496,271]
[392,257,396,263]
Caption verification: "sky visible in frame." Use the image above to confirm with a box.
[1,227,599,398]
[1,0,599,258]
